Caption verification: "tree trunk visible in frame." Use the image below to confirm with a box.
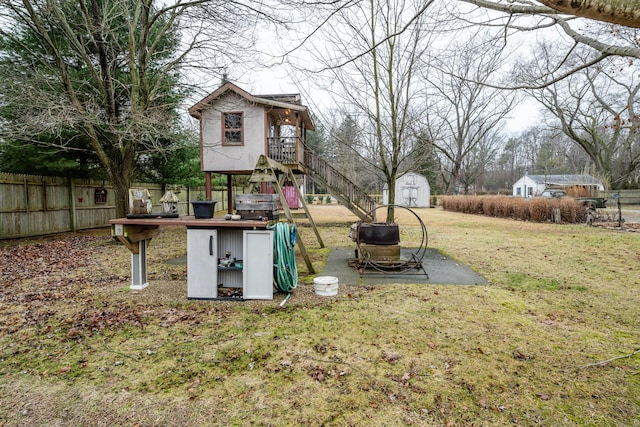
[447,162,462,195]
[110,171,132,218]
[105,145,135,218]
[386,175,396,223]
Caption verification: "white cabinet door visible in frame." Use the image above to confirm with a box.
[187,229,218,299]
[243,230,274,299]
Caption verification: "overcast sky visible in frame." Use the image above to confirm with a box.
[184,1,545,136]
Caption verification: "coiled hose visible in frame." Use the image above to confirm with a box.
[273,222,298,293]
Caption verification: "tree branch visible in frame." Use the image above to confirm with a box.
[461,0,558,16]
[312,0,436,72]
[579,349,640,369]
[460,1,640,60]
[555,18,640,58]
[538,0,640,28]
[463,0,640,28]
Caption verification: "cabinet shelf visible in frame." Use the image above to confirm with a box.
[217,265,243,271]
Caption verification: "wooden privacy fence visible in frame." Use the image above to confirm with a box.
[0,173,239,239]
[606,189,640,205]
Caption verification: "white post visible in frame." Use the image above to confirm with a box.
[130,240,149,290]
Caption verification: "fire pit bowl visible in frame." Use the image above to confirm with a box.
[356,223,400,245]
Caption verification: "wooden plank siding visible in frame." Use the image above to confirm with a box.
[0,172,242,239]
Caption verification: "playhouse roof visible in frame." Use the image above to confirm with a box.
[188,82,315,130]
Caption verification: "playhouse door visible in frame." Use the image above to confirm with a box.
[283,185,299,209]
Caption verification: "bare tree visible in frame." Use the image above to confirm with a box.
[424,33,516,194]
[328,114,382,193]
[455,0,640,93]
[527,49,640,188]
[459,131,502,193]
[298,0,436,222]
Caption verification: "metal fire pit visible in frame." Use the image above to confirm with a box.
[349,205,428,278]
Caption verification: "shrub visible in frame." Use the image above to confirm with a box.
[482,197,498,217]
[440,195,587,224]
[469,196,483,215]
[529,198,550,222]
[559,198,587,223]
[519,198,534,220]
[496,197,515,219]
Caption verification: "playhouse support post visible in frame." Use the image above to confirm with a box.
[227,174,233,214]
[205,172,212,200]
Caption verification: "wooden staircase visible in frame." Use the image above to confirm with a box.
[302,145,376,222]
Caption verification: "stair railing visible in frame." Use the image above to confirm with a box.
[301,144,376,221]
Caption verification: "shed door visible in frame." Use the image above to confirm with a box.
[401,186,418,207]
[243,230,274,300]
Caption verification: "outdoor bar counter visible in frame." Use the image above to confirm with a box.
[110,216,273,299]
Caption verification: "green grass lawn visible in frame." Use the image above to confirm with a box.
[0,206,638,426]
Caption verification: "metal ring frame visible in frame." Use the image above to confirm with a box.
[355,204,429,277]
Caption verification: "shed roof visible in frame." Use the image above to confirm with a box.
[382,172,429,190]
[524,174,603,186]
[188,82,315,130]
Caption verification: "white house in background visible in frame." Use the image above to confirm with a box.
[512,174,605,198]
[383,172,431,207]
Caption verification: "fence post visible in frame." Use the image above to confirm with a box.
[68,177,77,232]
[187,186,191,216]
[42,178,48,212]
[23,178,29,213]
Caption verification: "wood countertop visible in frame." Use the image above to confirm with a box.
[109,216,272,229]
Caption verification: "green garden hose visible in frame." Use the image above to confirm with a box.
[273,222,298,293]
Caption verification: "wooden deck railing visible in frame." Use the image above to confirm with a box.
[267,137,300,165]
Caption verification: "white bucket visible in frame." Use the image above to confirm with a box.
[313,276,339,296]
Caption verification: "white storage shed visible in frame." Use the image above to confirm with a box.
[383,172,431,208]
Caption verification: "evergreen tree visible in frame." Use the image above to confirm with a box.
[0,0,191,216]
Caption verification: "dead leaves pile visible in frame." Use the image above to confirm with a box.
[0,231,228,343]
[0,234,122,335]
[0,235,103,285]
[67,304,147,338]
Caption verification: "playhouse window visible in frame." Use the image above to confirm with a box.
[223,112,244,145]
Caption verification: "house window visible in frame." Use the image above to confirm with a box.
[223,112,244,145]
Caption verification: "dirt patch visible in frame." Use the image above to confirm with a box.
[593,221,640,231]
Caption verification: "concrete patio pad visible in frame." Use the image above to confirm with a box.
[319,247,489,286]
